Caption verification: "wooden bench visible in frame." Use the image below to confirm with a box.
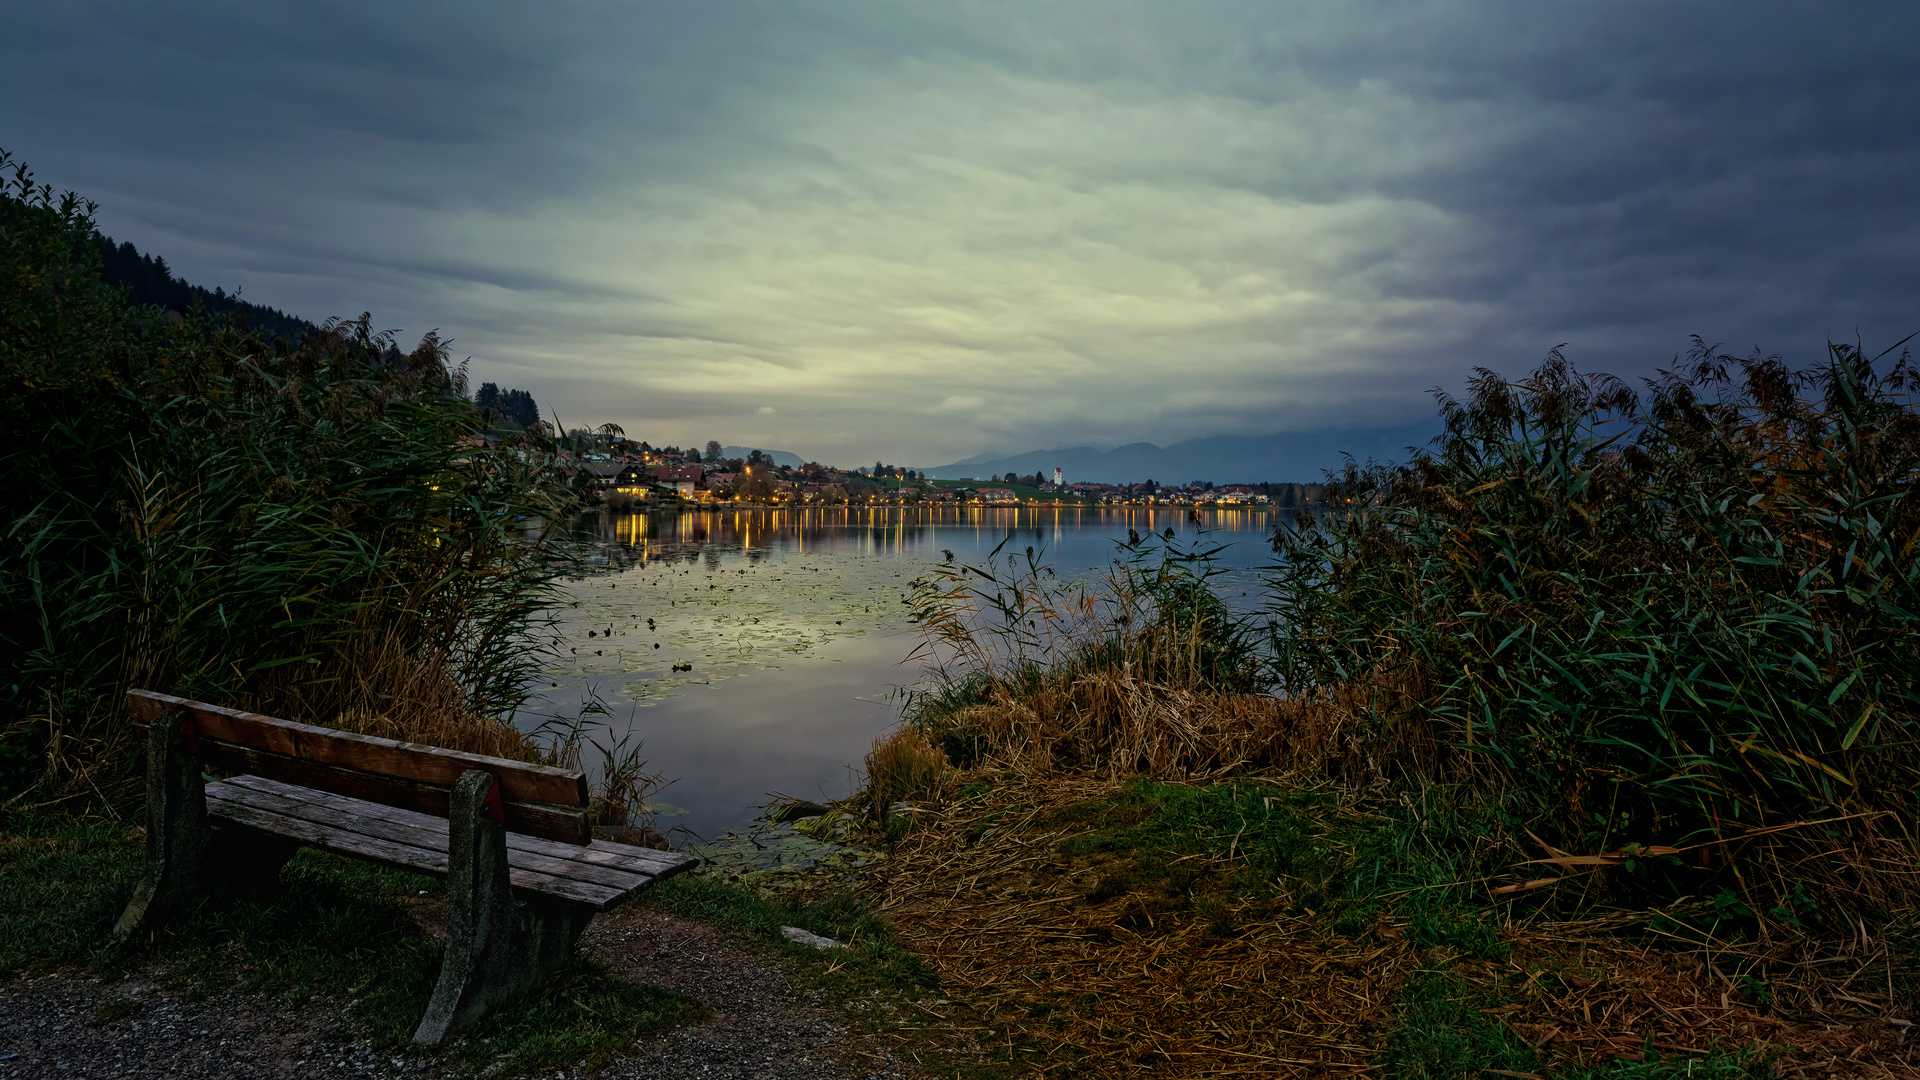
[115,689,696,1044]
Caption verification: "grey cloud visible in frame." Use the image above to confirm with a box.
[4,1,1915,468]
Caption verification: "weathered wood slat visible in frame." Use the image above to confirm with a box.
[214,779,447,853]
[195,742,590,845]
[210,793,447,874]
[128,690,588,807]
[224,775,692,881]
[215,777,662,894]
[207,785,627,909]
[506,831,692,876]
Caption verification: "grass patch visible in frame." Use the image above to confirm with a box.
[638,873,935,996]
[0,812,143,970]
[0,812,702,1076]
[1038,778,1517,956]
[1378,969,1539,1079]
[438,962,704,1076]
[1049,779,1329,905]
[872,775,1863,1077]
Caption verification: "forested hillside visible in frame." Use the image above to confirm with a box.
[94,233,315,343]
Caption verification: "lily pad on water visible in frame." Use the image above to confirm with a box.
[540,547,912,707]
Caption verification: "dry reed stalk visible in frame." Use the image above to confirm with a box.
[930,662,1438,790]
[866,774,1417,1078]
[865,728,952,813]
[249,626,561,764]
[1492,926,1916,1076]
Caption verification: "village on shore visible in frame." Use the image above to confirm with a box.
[488,429,1328,509]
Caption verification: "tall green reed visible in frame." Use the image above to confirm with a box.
[896,527,1275,779]
[1269,340,1920,912]
[1,148,579,804]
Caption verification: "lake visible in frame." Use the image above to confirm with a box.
[522,505,1284,840]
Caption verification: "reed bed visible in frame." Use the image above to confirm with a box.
[890,339,1920,920]
[1,149,583,808]
[865,340,1920,1075]
[896,529,1284,781]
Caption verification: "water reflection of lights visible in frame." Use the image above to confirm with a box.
[574,506,1285,572]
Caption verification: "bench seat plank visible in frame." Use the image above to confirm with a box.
[208,777,693,911]
[505,830,691,877]
[209,788,619,908]
[219,775,690,878]
[215,776,674,894]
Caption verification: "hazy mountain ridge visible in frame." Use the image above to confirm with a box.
[719,446,806,468]
[916,426,1439,485]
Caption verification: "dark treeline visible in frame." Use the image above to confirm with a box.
[94,233,316,344]
[473,381,541,429]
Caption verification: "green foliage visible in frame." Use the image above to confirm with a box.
[1269,340,1920,906]
[1378,970,1540,1079]
[1112,527,1265,693]
[0,147,579,798]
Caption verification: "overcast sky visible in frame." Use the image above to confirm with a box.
[5,2,1916,466]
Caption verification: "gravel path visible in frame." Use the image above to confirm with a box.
[0,907,911,1080]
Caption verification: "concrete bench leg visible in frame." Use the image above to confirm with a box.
[113,714,210,942]
[414,770,595,1045]
[113,712,298,943]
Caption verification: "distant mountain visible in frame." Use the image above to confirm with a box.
[719,446,806,468]
[95,233,316,343]
[918,425,1439,486]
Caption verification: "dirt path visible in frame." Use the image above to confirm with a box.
[0,908,910,1080]
[585,906,907,1080]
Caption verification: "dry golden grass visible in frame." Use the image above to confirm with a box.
[1493,929,1917,1077]
[924,661,1439,788]
[252,626,562,765]
[866,775,1410,1077]
[863,774,1917,1079]
[865,728,952,814]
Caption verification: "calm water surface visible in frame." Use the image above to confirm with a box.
[522,506,1282,840]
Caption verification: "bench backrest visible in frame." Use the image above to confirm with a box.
[128,689,591,844]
